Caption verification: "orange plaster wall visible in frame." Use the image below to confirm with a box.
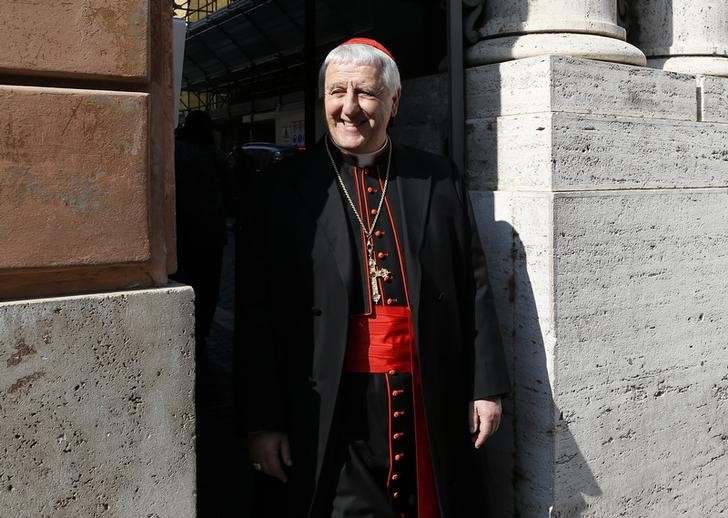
[0,0,150,82]
[0,1,175,300]
[0,87,151,269]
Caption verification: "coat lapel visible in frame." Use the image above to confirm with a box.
[292,141,433,311]
[294,145,353,295]
[393,144,432,310]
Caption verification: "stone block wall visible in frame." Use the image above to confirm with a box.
[396,55,728,516]
[0,2,195,516]
[0,286,195,517]
[390,73,449,155]
[471,55,728,517]
[0,1,150,82]
[0,0,175,300]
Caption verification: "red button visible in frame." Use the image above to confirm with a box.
[394,453,405,461]
[377,252,388,259]
[391,473,399,481]
[388,369,397,375]
[386,298,398,305]
[392,389,404,396]
[393,411,405,418]
[374,230,385,237]
[370,208,378,215]
[393,491,400,499]
[367,186,378,193]
[393,432,404,440]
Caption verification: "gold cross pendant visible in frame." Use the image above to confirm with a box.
[369,257,391,304]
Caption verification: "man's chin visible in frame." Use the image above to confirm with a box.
[331,134,366,153]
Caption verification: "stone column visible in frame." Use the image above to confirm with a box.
[630,0,728,76]
[465,0,646,66]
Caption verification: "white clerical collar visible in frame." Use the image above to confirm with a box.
[331,137,389,167]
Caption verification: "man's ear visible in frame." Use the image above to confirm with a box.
[390,88,401,118]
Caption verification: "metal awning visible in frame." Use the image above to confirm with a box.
[182,0,374,95]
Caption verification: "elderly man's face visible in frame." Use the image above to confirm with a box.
[324,62,400,154]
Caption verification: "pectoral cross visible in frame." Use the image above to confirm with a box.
[367,238,390,304]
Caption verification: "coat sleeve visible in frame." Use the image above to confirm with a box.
[452,164,511,401]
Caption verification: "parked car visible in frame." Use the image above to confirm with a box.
[228,142,304,175]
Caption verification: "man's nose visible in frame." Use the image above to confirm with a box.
[342,87,359,116]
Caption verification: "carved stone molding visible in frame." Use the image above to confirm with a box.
[464,0,646,67]
[463,0,485,45]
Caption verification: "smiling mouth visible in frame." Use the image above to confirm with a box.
[339,120,365,128]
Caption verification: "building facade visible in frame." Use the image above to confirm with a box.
[1,0,726,516]
[443,1,728,516]
[0,2,195,516]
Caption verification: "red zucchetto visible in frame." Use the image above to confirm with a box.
[339,37,396,63]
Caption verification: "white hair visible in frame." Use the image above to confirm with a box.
[318,43,401,98]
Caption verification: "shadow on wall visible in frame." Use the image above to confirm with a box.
[621,0,675,52]
[389,72,450,155]
[468,50,601,516]
[477,196,602,517]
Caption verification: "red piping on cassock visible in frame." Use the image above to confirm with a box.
[344,305,440,518]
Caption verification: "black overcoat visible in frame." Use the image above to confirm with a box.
[241,140,509,517]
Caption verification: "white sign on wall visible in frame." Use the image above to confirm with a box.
[281,120,305,146]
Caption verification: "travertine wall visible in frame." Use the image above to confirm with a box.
[0,0,175,300]
[396,55,728,516]
[0,286,195,517]
[390,73,448,154]
[474,56,728,516]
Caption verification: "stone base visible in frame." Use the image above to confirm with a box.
[0,285,195,516]
[648,56,728,78]
[465,33,646,67]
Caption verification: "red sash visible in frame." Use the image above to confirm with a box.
[344,305,412,373]
[344,305,440,518]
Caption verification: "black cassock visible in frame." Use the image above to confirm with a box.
[239,138,509,517]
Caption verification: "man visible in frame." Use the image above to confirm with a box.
[241,38,509,517]
[172,110,232,351]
